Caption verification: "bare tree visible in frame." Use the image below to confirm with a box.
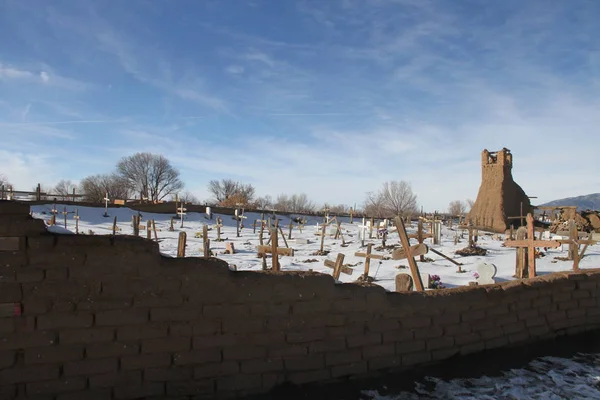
[290,193,315,213]
[79,174,131,203]
[0,174,10,187]
[329,204,349,214]
[364,181,418,218]
[448,200,467,216]
[207,179,255,205]
[53,180,77,198]
[255,195,273,210]
[179,191,200,204]
[116,152,184,202]
[466,198,475,211]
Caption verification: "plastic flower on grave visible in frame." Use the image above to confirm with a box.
[473,272,480,279]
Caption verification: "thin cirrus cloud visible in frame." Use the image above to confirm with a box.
[0,0,598,210]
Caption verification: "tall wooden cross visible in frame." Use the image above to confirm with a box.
[355,243,384,280]
[256,220,294,271]
[392,216,425,291]
[215,217,223,242]
[504,213,561,278]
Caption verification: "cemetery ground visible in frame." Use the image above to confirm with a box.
[31,203,600,291]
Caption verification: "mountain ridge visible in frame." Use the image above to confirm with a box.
[539,193,600,211]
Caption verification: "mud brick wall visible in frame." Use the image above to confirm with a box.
[2,200,600,399]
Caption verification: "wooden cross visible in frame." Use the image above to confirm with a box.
[62,206,68,229]
[288,220,294,240]
[177,202,186,228]
[357,222,368,247]
[103,193,110,217]
[323,253,348,280]
[256,220,293,271]
[169,216,175,232]
[355,243,384,280]
[113,216,118,236]
[504,213,561,278]
[334,221,346,246]
[152,219,158,241]
[555,221,598,270]
[74,209,80,234]
[393,216,425,291]
[215,217,223,242]
[408,219,433,261]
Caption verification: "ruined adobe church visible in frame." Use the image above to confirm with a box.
[466,148,532,233]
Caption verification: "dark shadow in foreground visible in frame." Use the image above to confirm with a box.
[244,330,600,400]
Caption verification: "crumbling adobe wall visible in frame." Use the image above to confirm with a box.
[467,148,532,233]
[2,200,600,399]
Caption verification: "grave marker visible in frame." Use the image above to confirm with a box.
[324,256,353,277]
[355,243,385,279]
[476,263,497,285]
[177,232,187,257]
[202,225,210,258]
[62,207,68,229]
[504,213,561,277]
[395,273,413,292]
[393,216,425,292]
[103,193,110,217]
[146,220,152,240]
[74,209,80,234]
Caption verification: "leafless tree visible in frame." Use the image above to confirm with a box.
[466,198,475,211]
[0,174,10,187]
[53,180,77,199]
[255,195,273,210]
[179,191,200,204]
[207,179,255,205]
[364,181,418,218]
[79,174,132,203]
[116,152,183,202]
[329,204,349,214]
[274,193,315,213]
[448,200,467,216]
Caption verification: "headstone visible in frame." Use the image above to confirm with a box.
[420,273,431,289]
[476,263,497,285]
[395,273,413,292]
[225,242,236,254]
[206,206,212,220]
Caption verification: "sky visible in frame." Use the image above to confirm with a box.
[1,0,599,211]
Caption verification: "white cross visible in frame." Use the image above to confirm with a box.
[357,223,369,246]
[103,193,110,215]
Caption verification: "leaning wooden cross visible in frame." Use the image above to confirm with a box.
[323,253,350,280]
[554,220,598,270]
[392,216,425,292]
[504,213,561,278]
[354,243,384,280]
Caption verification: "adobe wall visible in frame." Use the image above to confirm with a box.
[2,200,600,399]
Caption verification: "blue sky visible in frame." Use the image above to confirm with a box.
[1,0,599,211]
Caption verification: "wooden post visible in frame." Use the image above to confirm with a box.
[169,217,175,232]
[349,208,353,224]
[271,220,280,272]
[259,220,265,246]
[515,226,528,278]
[63,206,68,229]
[203,225,209,258]
[216,217,223,241]
[369,217,374,239]
[393,217,425,291]
[74,209,80,234]
[146,220,152,240]
[113,216,118,235]
[253,220,257,234]
[132,216,140,236]
[319,223,326,253]
[36,183,41,201]
[152,220,158,241]
[278,226,289,248]
[569,219,578,260]
[177,232,187,257]
[288,220,293,240]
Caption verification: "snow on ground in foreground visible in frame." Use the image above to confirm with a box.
[361,353,600,399]
[31,204,600,291]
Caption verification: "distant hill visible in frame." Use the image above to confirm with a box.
[539,193,600,211]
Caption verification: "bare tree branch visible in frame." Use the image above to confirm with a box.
[116,152,183,201]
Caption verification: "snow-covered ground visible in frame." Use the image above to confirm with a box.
[31,203,600,291]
